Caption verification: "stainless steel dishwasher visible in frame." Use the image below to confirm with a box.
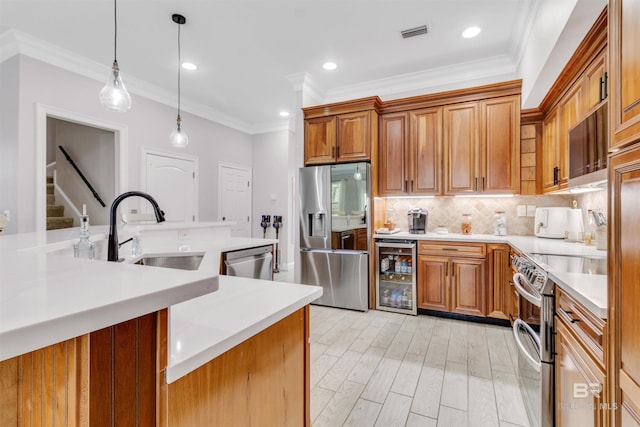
[223,245,273,280]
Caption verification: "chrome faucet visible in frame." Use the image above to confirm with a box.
[107,191,165,261]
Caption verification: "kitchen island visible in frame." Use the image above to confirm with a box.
[0,223,321,426]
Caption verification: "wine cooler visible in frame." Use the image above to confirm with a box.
[375,240,417,315]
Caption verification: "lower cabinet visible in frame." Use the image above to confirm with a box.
[555,287,609,427]
[555,319,607,426]
[417,242,486,317]
[487,243,515,321]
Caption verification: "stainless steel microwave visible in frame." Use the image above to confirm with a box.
[568,102,608,187]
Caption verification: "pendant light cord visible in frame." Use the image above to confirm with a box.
[177,22,181,120]
[113,0,118,62]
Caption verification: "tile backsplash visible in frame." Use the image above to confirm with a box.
[382,190,608,236]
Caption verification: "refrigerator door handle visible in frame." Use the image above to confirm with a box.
[300,248,368,255]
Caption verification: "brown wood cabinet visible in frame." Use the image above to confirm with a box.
[609,143,640,426]
[304,109,378,165]
[542,106,561,192]
[304,116,336,165]
[356,227,368,251]
[487,244,514,321]
[378,107,442,196]
[555,319,607,426]
[541,72,590,192]
[443,96,520,195]
[555,286,608,426]
[417,241,486,317]
[481,96,521,193]
[584,49,608,111]
[609,0,640,149]
[0,307,313,427]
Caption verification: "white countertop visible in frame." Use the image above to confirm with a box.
[0,221,323,380]
[374,231,608,319]
[167,276,322,383]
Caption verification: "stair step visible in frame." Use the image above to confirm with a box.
[47,194,55,205]
[47,183,54,195]
[46,217,74,230]
[47,205,65,217]
[47,176,54,184]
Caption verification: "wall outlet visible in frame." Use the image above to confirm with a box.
[517,205,527,217]
[527,205,537,217]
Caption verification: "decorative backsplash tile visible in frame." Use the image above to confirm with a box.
[382,189,607,236]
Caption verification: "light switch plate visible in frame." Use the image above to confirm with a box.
[527,205,537,217]
[517,205,526,217]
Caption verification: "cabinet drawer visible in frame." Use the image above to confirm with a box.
[418,241,486,258]
[556,287,606,368]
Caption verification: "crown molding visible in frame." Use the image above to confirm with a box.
[322,54,519,104]
[0,29,293,135]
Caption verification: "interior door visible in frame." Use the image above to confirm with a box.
[219,163,251,237]
[145,152,197,222]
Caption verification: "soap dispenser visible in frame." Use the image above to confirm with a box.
[73,204,95,260]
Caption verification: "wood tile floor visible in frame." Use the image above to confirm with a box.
[308,305,531,427]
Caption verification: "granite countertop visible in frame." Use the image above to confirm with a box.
[374,231,607,319]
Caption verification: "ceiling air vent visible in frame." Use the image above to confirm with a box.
[401,25,429,39]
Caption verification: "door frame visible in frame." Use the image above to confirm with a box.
[141,147,199,222]
[217,162,252,233]
[35,103,127,231]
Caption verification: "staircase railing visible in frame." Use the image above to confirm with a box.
[58,145,106,207]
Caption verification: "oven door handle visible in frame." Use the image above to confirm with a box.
[513,318,541,369]
[512,272,542,307]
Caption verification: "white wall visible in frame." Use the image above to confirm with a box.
[0,56,20,234]
[5,54,252,232]
[252,130,292,268]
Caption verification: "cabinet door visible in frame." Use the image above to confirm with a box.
[584,49,608,111]
[542,106,560,192]
[558,82,586,186]
[355,228,368,251]
[610,145,640,425]
[443,102,479,194]
[481,96,520,193]
[379,112,409,195]
[417,256,449,312]
[304,116,336,165]
[450,258,486,317]
[609,0,640,149]
[410,107,442,195]
[555,319,606,427]
[487,244,510,320]
[337,111,371,162]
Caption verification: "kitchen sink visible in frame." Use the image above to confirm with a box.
[133,254,204,270]
[530,253,607,275]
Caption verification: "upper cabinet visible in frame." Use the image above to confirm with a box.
[304,116,336,164]
[609,0,640,149]
[584,48,608,111]
[303,97,381,166]
[443,95,520,195]
[537,9,608,194]
[481,96,521,193]
[378,107,442,196]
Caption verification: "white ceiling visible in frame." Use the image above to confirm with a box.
[0,0,606,134]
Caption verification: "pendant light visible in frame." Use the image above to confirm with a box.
[170,14,189,148]
[99,0,132,112]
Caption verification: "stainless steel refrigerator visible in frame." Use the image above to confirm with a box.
[299,162,370,312]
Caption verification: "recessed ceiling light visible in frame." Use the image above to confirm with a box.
[279,111,290,117]
[181,62,198,71]
[462,26,481,38]
[322,62,337,71]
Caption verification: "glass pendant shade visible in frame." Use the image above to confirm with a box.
[100,60,132,112]
[170,116,189,148]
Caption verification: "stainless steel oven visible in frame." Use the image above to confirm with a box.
[511,253,555,427]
